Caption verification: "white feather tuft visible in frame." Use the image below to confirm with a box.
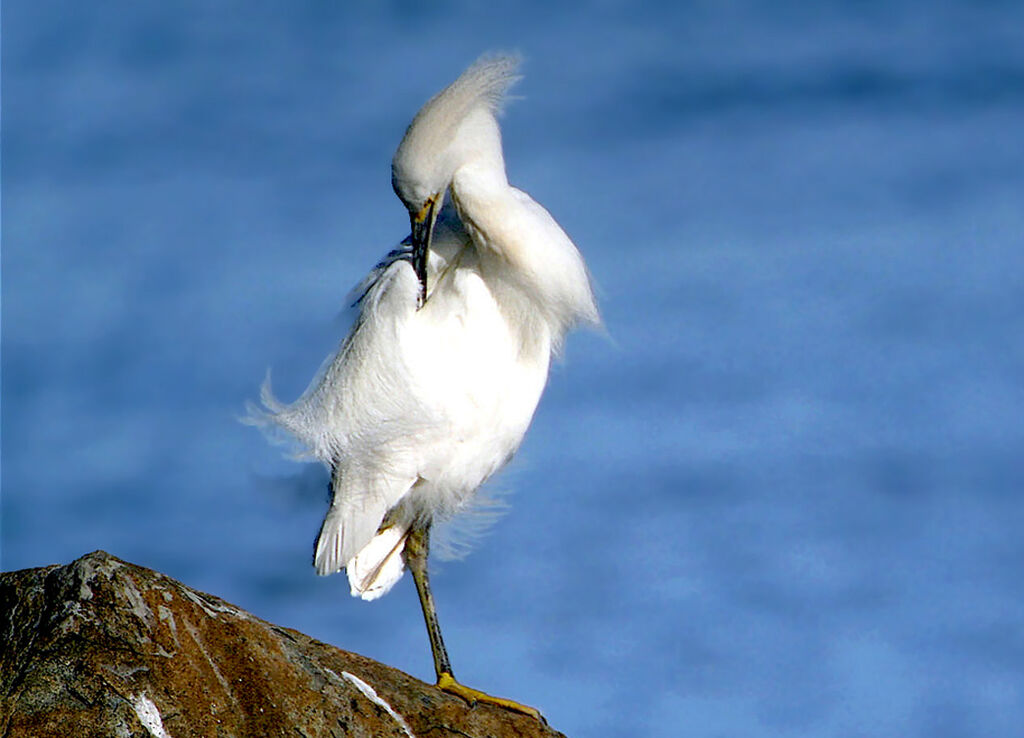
[346,524,411,600]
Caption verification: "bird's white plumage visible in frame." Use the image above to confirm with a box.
[253,55,597,600]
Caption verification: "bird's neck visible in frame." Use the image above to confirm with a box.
[449,163,517,274]
[450,162,597,355]
[449,163,555,358]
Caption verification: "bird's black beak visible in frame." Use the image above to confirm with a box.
[410,195,440,308]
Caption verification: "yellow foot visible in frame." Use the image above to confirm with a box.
[436,672,545,723]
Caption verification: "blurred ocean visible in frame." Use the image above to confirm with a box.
[4,2,1024,736]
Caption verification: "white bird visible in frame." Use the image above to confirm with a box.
[253,54,598,720]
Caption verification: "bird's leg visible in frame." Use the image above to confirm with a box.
[404,522,452,677]
[404,522,545,723]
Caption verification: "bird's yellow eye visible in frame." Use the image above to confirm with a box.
[414,197,435,224]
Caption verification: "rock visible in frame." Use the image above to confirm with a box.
[0,551,565,738]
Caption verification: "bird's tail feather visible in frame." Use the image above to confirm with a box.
[314,503,411,600]
[314,500,382,576]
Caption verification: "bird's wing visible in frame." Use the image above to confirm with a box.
[348,208,469,308]
[310,257,431,573]
[347,241,414,307]
[259,222,475,580]
[316,221,478,582]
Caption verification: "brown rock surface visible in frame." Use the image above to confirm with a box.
[0,551,565,738]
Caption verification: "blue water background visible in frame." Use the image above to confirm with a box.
[4,2,1024,736]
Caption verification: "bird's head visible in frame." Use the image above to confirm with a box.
[391,54,521,299]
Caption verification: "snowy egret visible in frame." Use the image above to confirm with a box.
[254,54,598,720]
